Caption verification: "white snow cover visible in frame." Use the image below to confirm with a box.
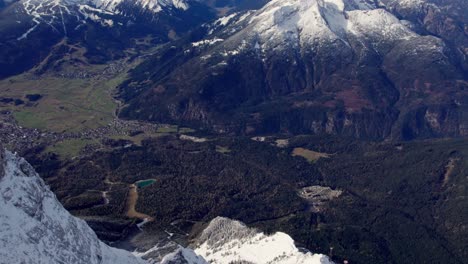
[93,0,190,13]
[0,150,146,264]
[17,0,191,38]
[214,13,237,26]
[248,0,417,49]
[390,0,425,9]
[195,217,333,264]
[192,38,224,47]
[160,247,208,264]
[22,0,190,14]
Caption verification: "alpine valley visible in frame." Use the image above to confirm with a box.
[0,0,467,264]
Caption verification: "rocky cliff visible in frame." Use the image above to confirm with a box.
[0,148,146,264]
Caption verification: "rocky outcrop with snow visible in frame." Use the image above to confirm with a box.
[210,0,441,55]
[94,0,190,13]
[137,217,334,263]
[21,0,191,17]
[0,149,146,264]
[17,0,193,35]
[159,247,208,264]
[194,217,333,264]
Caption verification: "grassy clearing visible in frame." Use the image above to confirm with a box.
[13,111,47,130]
[0,72,122,132]
[46,138,99,158]
[110,132,168,146]
[291,147,330,163]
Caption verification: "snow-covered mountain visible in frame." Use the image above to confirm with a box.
[19,0,192,24]
[194,217,333,264]
[246,0,418,50]
[11,0,195,41]
[0,0,218,78]
[93,0,191,13]
[158,247,208,264]
[135,216,333,264]
[0,149,146,264]
[119,0,467,140]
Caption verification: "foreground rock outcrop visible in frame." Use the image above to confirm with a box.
[0,149,146,264]
[194,217,333,264]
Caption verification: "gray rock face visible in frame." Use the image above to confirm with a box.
[0,150,146,264]
[0,148,4,179]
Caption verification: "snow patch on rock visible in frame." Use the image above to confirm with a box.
[194,217,333,264]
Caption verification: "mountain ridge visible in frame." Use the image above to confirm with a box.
[194,217,333,264]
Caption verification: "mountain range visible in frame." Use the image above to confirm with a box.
[0,0,215,78]
[1,0,466,140]
[116,0,468,140]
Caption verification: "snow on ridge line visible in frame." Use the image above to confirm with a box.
[21,0,191,13]
[395,0,425,8]
[93,0,190,13]
[159,247,208,264]
[248,0,417,47]
[194,217,334,264]
[17,0,193,39]
[192,38,224,47]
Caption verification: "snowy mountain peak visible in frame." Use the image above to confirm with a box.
[15,0,195,40]
[195,217,333,264]
[22,0,191,14]
[159,247,208,264]
[93,0,190,13]
[247,0,416,49]
[0,149,146,264]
